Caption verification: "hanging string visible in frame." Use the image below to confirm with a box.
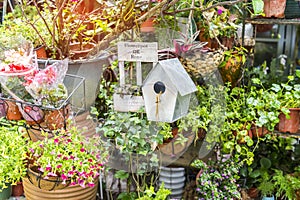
[155,91,162,121]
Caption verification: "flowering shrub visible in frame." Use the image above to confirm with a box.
[191,154,241,199]
[27,126,108,188]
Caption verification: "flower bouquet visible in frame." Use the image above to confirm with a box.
[25,125,108,191]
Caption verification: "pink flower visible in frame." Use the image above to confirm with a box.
[57,164,62,169]
[68,170,75,177]
[78,179,85,188]
[80,148,85,152]
[47,172,57,177]
[46,164,52,171]
[38,167,44,172]
[54,138,59,144]
[70,182,77,186]
[87,182,95,187]
[61,174,68,181]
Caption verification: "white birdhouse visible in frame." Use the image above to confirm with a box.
[142,58,197,122]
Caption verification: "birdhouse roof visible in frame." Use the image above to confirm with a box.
[149,58,197,96]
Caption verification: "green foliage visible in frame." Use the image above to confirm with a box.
[136,182,171,200]
[0,120,28,191]
[273,169,300,200]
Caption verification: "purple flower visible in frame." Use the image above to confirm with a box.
[217,9,223,15]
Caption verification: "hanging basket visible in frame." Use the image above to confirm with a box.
[158,131,195,156]
[23,176,98,200]
[27,165,71,191]
[180,49,224,78]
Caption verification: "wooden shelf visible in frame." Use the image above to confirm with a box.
[246,18,300,25]
[273,131,300,139]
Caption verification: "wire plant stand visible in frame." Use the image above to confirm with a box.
[0,73,86,139]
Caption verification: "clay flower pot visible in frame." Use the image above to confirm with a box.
[12,182,24,197]
[263,0,286,18]
[5,101,22,120]
[44,104,71,130]
[278,108,300,134]
[140,17,155,33]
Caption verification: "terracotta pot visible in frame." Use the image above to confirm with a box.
[5,100,22,120]
[12,182,24,197]
[74,111,98,138]
[141,17,155,33]
[278,108,300,134]
[221,37,234,49]
[34,45,48,59]
[251,125,269,137]
[198,28,220,49]
[23,177,98,200]
[44,104,71,130]
[263,0,286,18]
[247,187,259,198]
[69,42,96,60]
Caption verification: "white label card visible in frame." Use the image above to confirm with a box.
[117,42,158,62]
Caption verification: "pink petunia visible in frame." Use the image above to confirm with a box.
[87,182,95,187]
[46,164,52,171]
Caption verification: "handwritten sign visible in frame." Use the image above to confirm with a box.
[117,42,158,62]
[113,94,145,112]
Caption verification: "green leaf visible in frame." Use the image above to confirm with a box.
[249,169,261,178]
[260,157,271,169]
[114,170,129,179]
[296,70,300,78]
[252,0,264,15]
[252,78,261,85]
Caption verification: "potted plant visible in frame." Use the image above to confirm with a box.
[257,170,275,200]
[191,149,242,199]
[0,119,28,199]
[0,5,53,58]
[218,46,248,88]
[272,168,300,200]
[269,71,300,133]
[23,125,108,199]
